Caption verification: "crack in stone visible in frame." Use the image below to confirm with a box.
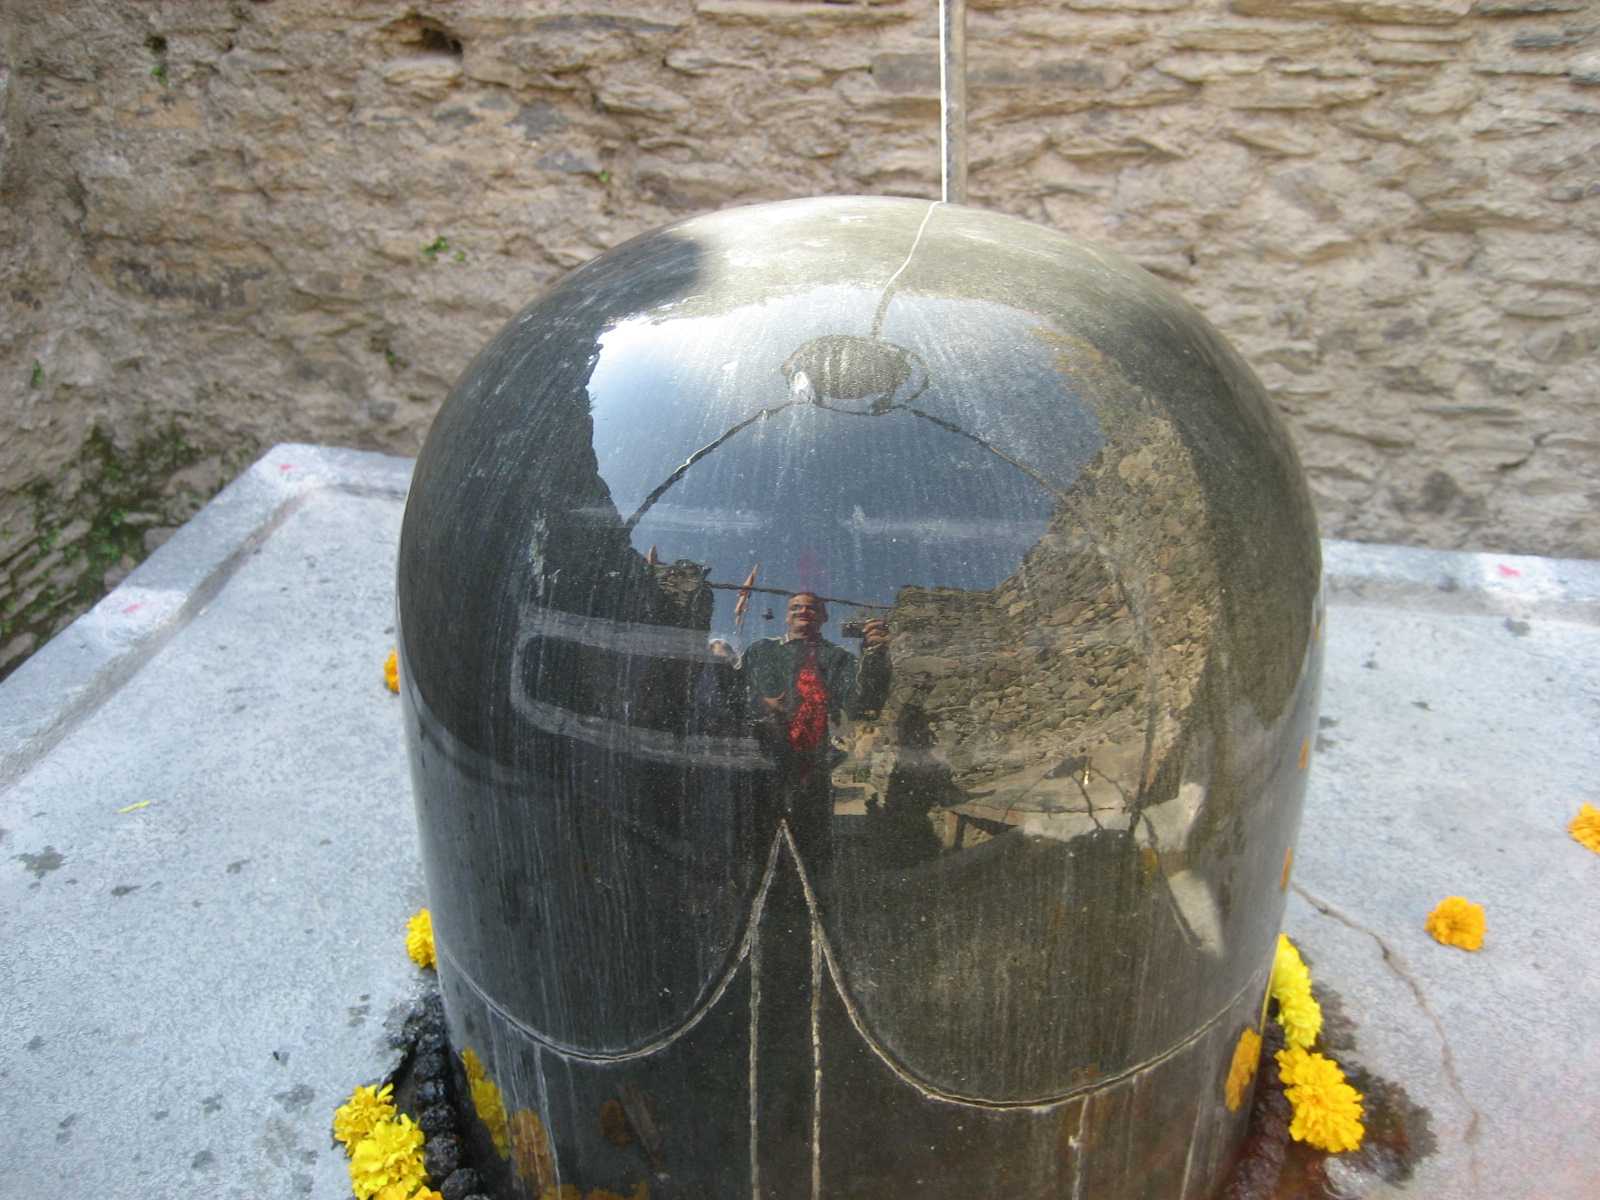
[1292,883,1483,1193]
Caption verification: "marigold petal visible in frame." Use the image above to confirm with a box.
[384,650,400,693]
[333,1083,397,1153]
[1277,989,1324,1050]
[406,908,436,970]
[1224,1027,1262,1112]
[1568,804,1600,854]
[349,1115,427,1200]
[1270,934,1311,1004]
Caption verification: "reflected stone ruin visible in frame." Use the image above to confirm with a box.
[397,197,1323,1199]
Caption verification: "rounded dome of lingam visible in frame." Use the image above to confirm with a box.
[397,196,1322,1200]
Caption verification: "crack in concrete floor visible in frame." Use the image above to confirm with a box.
[1293,883,1484,1197]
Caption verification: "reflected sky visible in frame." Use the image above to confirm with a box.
[587,289,1107,646]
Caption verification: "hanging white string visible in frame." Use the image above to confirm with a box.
[939,0,967,204]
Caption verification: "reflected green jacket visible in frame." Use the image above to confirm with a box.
[740,636,889,722]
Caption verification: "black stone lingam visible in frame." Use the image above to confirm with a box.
[396,196,1323,1200]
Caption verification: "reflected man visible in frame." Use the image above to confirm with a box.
[741,592,890,865]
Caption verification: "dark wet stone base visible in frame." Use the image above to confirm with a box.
[374,980,1430,1200]
[385,984,491,1200]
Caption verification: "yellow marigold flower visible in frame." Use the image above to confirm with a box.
[1276,1046,1339,1090]
[471,1073,511,1159]
[406,908,436,970]
[1276,1046,1365,1153]
[1224,1027,1262,1112]
[333,1083,396,1154]
[461,1046,487,1084]
[384,650,400,693]
[1425,896,1485,951]
[349,1115,427,1200]
[376,1185,441,1200]
[1287,1081,1365,1154]
[1277,988,1324,1050]
[1270,934,1310,1002]
[1569,804,1600,854]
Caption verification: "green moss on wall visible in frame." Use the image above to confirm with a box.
[0,422,252,680]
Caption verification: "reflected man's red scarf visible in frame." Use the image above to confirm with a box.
[787,644,830,779]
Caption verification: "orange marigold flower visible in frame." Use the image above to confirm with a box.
[406,908,436,970]
[1569,804,1600,854]
[333,1083,396,1154]
[384,650,400,694]
[349,1114,427,1200]
[1425,896,1485,951]
[1225,1027,1262,1112]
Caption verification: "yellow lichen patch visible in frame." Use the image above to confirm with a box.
[406,908,436,970]
[1569,803,1600,853]
[1225,1027,1262,1112]
[1425,896,1485,951]
[384,649,400,693]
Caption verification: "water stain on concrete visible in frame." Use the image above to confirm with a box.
[15,845,64,879]
[226,858,251,874]
[348,1003,371,1027]
[26,1035,44,1051]
[201,1093,223,1114]
[110,883,142,896]
[1504,617,1531,637]
[1224,999,1435,1200]
[55,1113,77,1144]
[191,1149,216,1170]
[273,1082,316,1113]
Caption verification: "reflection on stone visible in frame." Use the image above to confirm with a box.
[398,196,1322,1199]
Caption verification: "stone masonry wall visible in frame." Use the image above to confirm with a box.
[2,0,1598,676]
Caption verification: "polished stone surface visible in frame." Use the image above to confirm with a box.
[398,197,1323,1198]
[0,445,1596,1200]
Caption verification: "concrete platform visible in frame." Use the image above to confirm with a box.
[2,444,1597,1199]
